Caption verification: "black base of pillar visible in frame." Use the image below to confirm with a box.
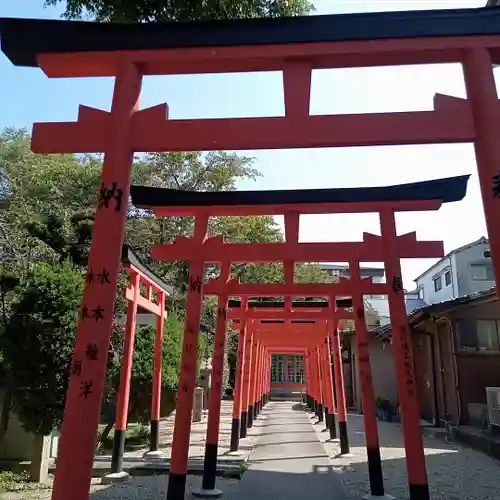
[311,399,316,413]
[339,420,350,455]
[324,408,329,429]
[240,411,248,438]
[409,483,430,500]
[315,402,321,418]
[253,402,258,419]
[150,419,159,452]
[317,404,324,422]
[110,428,126,474]
[367,447,385,496]
[166,472,187,500]
[328,412,337,440]
[247,405,254,428]
[230,418,240,452]
[201,442,218,491]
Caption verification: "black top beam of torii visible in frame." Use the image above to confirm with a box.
[121,244,173,296]
[129,175,469,210]
[1,8,500,68]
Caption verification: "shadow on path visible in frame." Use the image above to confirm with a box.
[233,401,350,500]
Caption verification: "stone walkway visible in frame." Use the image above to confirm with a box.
[234,401,349,500]
[51,401,261,478]
[314,412,500,500]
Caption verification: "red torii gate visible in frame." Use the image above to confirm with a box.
[105,246,171,483]
[236,288,388,498]
[1,8,493,500]
[248,320,351,458]
[227,299,354,440]
[131,178,464,500]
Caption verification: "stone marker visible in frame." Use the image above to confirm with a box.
[192,387,203,422]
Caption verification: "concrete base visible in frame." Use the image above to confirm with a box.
[192,487,223,498]
[226,450,245,456]
[101,471,130,485]
[333,452,355,459]
[143,450,166,461]
[363,494,395,500]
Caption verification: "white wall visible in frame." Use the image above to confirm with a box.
[415,256,455,305]
[415,240,495,305]
[136,313,156,326]
[455,241,495,296]
[365,296,391,326]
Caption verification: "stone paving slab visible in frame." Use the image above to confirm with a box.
[312,410,500,500]
[49,401,262,478]
[234,401,349,500]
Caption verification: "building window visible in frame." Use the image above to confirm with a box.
[458,319,500,352]
[444,271,452,287]
[271,355,305,383]
[418,287,424,300]
[286,357,294,382]
[271,355,284,383]
[433,275,442,292]
[471,262,495,281]
[296,356,305,383]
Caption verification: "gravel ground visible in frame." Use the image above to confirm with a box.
[313,413,500,500]
[1,475,240,500]
[108,401,256,462]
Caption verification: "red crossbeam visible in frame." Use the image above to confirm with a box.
[227,308,354,320]
[152,232,443,264]
[31,106,473,153]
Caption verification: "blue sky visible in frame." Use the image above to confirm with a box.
[0,0,495,287]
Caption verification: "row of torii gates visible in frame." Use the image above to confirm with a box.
[2,7,500,500]
[111,185,470,500]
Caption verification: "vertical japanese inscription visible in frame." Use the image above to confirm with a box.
[493,171,500,198]
[85,343,99,361]
[400,326,415,397]
[71,360,82,377]
[190,276,202,293]
[98,182,123,212]
[79,304,105,322]
[391,276,403,293]
[79,380,93,399]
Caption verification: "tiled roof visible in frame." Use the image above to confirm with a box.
[372,287,497,340]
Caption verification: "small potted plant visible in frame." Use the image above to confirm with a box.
[375,397,393,422]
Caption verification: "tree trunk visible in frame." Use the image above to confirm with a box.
[97,422,114,449]
[0,389,12,446]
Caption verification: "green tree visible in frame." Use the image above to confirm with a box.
[108,316,187,423]
[0,128,100,273]
[45,0,314,22]
[1,263,85,435]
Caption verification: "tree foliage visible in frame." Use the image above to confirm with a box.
[1,263,85,435]
[0,127,332,434]
[106,317,208,423]
[45,0,314,22]
[0,128,101,273]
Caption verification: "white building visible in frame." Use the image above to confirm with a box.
[413,236,494,306]
[318,263,391,326]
